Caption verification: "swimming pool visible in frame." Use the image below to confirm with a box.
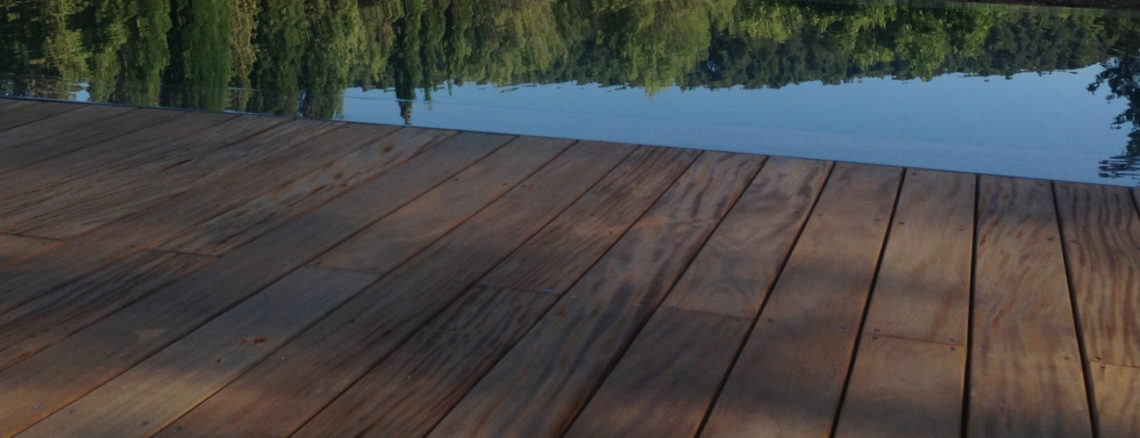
[2,0,1138,185]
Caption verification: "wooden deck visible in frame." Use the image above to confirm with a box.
[0,97,1137,438]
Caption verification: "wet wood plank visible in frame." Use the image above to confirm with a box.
[0,105,134,150]
[1090,363,1140,438]
[0,234,59,270]
[0,250,211,369]
[969,176,1091,438]
[833,169,974,438]
[834,337,966,438]
[427,152,763,438]
[564,310,750,438]
[290,146,697,438]
[157,127,458,255]
[701,163,902,438]
[0,131,510,436]
[0,109,183,176]
[0,100,82,131]
[156,141,633,438]
[17,267,378,438]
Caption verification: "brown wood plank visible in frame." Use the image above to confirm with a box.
[0,234,59,270]
[968,176,1091,438]
[0,100,82,131]
[832,169,974,438]
[156,127,458,256]
[155,141,634,438]
[0,115,290,238]
[700,163,902,438]
[0,105,134,150]
[0,250,211,369]
[0,132,512,435]
[560,157,830,438]
[1090,363,1140,438]
[312,136,572,273]
[0,111,234,201]
[1053,181,1140,437]
[289,146,698,438]
[666,156,830,317]
[835,337,966,438]
[0,109,183,177]
[17,267,378,437]
[565,310,750,438]
[426,152,763,438]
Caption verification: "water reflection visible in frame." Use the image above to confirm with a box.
[1,0,1139,183]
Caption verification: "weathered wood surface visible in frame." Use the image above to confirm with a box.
[0,99,1136,438]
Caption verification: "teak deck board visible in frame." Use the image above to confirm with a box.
[0,98,1136,438]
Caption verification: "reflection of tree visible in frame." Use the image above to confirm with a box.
[1089,54,1140,180]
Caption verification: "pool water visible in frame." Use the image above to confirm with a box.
[2,0,1139,186]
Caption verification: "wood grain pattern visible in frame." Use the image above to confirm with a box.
[701,163,902,438]
[291,146,695,438]
[0,109,182,177]
[0,100,82,131]
[0,250,210,369]
[155,141,632,438]
[0,105,134,150]
[155,127,457,255]
[1054,182,1140,367]
[313,136,572,273]
[0,131,509,436]
[427,152,763,438]
[834,336,966,438]
[0,234,59,270]
[666,156,829,317]
[16,267,378,438]
[1090,363,1140,438]
[564,309,750,438]
[969,176,1091,438]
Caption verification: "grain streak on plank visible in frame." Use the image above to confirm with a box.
[18,267,378,438]
[155,141,632,438]
[835,337,966,438]
[0,105,134,150]
[0,251,211,369]
[427,152,763,438]
[0,100,83,131]
[0,234,59,270]
[701,163,902,438]
[291,146,697,438]
[1089,363,1140,438]
[155,127,457,256]
[969,176,1091,438]
[0,131,511,436]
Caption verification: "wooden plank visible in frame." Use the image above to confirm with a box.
[16,267,378,438]
[0,250,211,369]
[427,152,763,438]
[560,157,830,438]
[0,115,290,238]
[0,109,182,176]
[564,310,750,438]
[0,234,59,269]
[312,136,573,273]
[969,176,1091,438]
[1090,363,1140,438]
[156,127,458,256]
[290,146,698,438]
[666,156,830,317]
[0,131,511,435]
[155,141,634,438]
[860,169,974,344]
[0,111,234,201]
[834,337,966,438]
[831,169,974,438]
[0,119,354,315]
[700,163,902,438]
[1054,182,1140,367]
[0,100,82,131]
[0,105,134,150]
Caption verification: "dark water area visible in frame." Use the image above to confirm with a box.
[2,0,1139,185]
